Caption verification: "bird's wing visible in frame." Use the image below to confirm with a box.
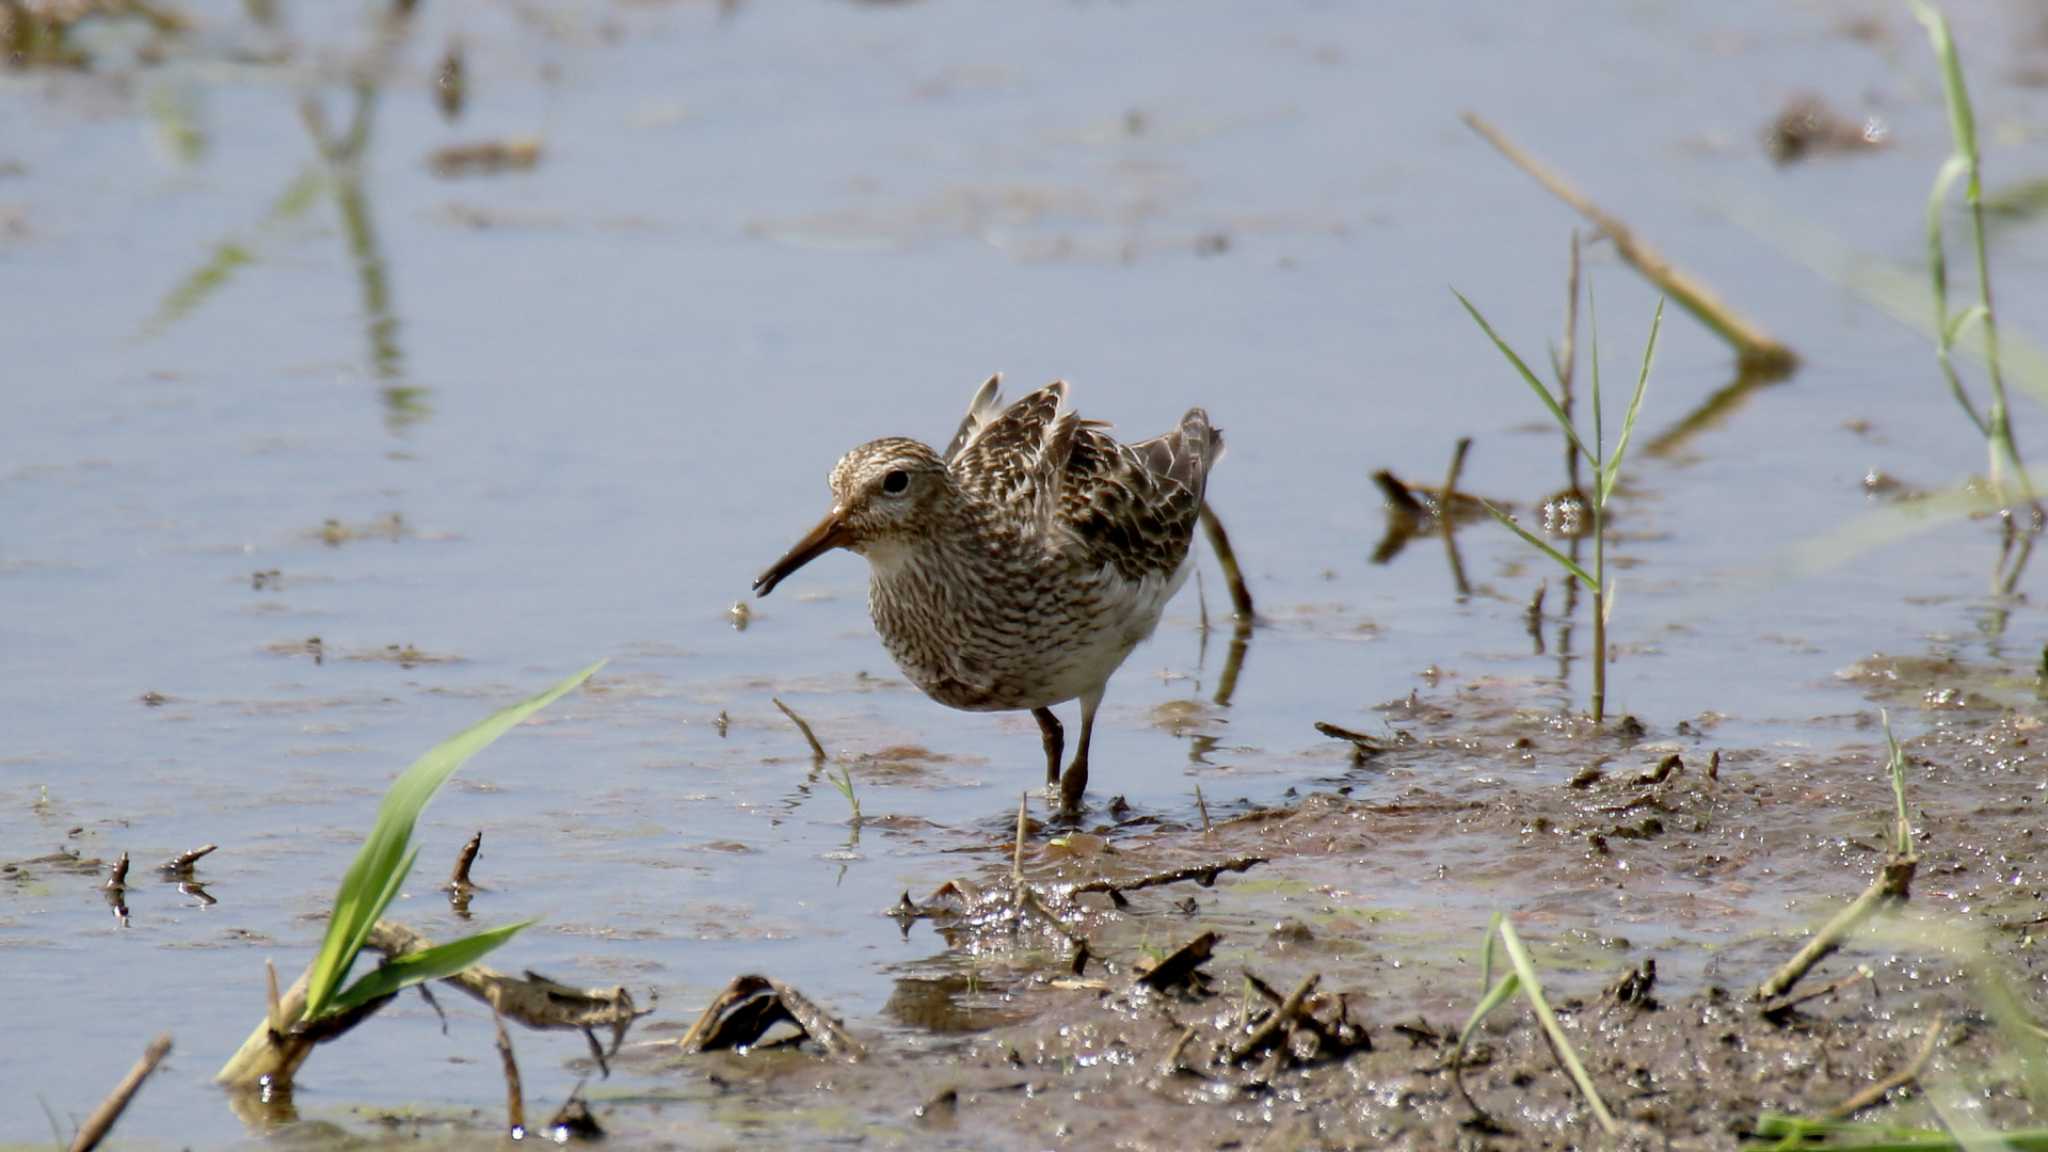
[943,373,1006,464]
[948,380,1083,514]
[1056,409,1222,582]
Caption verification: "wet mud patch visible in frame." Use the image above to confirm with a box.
[562,690,2048,1150]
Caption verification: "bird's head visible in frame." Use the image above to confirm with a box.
[752,438,952,597]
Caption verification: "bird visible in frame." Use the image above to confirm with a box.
[752,374,1223,814]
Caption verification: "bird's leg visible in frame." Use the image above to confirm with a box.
[1058,689,1102,816]
[1032,706,1064,789]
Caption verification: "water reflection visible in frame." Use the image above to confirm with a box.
[145,0,425,431]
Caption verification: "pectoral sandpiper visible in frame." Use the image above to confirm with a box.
[753,375,1223,814]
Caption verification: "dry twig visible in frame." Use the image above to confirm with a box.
[69,1034,171,1152]
[1462,111,1797,374]
[1070,855,1265,896]
[772,697,827,761]
[1825,1015,1946,1120]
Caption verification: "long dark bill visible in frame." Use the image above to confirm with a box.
[752,510,851,597]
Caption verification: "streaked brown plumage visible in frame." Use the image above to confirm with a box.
[754,375,1222,812]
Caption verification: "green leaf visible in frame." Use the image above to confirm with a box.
[1881,709,1912,858]
[324,919,536,1017]
[1926,153,1969,337]
[1601,299,1663,506]
[1911,0,1979,194]
[1946,303,1990,347]
[1481,499,1597,591]
[1454,290,1597,469]
[1453,971,1519,1072]
[1496,919,1618,1135]
[1478,909,1502,994]
[301,661,603,1021]
[1588,280,1604,473]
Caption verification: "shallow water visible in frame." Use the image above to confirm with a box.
[3,0,2046,1142]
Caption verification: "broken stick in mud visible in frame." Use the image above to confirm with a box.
[772,696,827,762]
[1068,855,1266,897]
[157,843,217,875]
[446,829,483,891]
[68,1034,171,1152]
[679,974,864,1060]
[217,919,648,1090]
[494,1014,527,1137]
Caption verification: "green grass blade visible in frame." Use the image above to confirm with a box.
[1589,279,1604,476]
[1601,298,1664,505]
[1454,972,1520,1071]
[1911,0,1979,195]
[1946,303,1990,348]
[1927,154,1969,327]
[301,660,604,1021]
[1482,499,1597,591]
[324,841,419,1009]
[325,919,537,1016]
[1479,909,1503,994]
[1455,290,1597,469]
[1496,918,1618,1136]
[1881,710,1912,857]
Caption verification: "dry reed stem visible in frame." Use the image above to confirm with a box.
[1463,112,1797,374]
[772,697,827,761]
[69,1034,171,1152]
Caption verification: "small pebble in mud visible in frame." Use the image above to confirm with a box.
[139,691,167,707]
[1269,918,1314,945]
[1863,469,1903,495]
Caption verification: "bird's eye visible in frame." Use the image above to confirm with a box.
[881,470,910,495]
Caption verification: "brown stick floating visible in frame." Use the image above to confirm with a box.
[69,1034,172,1152]
[1462,111,1797,374]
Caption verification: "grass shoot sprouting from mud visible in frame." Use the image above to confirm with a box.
[218,661,601,1091]
[829,763,862,827]
[1456,285,1663,724]
[299,662,600,1022]
[1453,913,1617,1137]
[1910,0,2036,523]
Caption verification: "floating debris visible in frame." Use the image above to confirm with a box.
[429,137,543,178]
[1766,93,1887,165]
[157,843,216,875]
[679,974,864,1060]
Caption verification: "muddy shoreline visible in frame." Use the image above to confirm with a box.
[560,687,2045,1148]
